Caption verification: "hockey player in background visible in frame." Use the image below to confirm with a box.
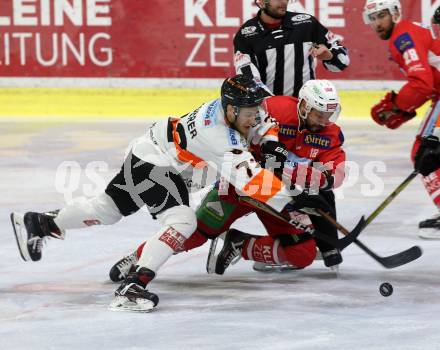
[10,75,334,312]
[234,0,349,97]
[109,79,345,281]
[363,0,440,239]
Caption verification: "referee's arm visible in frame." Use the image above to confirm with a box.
[233,32,262,79]
[313,19,350,72]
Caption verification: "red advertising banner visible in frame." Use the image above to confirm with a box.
[0,0,434,79]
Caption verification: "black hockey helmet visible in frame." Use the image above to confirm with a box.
[221,74,268,111]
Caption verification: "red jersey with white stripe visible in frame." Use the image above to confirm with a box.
[389,20,440,111]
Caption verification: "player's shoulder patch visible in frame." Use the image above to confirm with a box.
[291,14,312,22]
[239,17,261,37]
[286,12,314,26]
[202,99,219,128]
[241,25,257,36]
[393,32,415,54]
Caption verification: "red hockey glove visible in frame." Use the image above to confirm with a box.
[371,91,416,129]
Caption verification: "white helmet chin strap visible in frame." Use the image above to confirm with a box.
[297,101,309,122]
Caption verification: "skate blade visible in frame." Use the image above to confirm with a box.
[108,296,155,313]
[329,264,340,277]
[253,262,303,273]
[418,229,440,240]
[315,249,323,261]
[206,232,226,274]
[10,212,31,262]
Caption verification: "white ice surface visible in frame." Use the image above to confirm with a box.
[1,119,440,350]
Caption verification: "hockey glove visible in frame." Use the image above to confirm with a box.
[371,91,416,129]
[288,190,334,217]
[415,135,440,176]
[260,141,288,172]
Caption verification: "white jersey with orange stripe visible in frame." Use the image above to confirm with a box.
[131,98,293,212]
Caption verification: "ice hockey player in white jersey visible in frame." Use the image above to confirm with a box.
[10,75,332,312]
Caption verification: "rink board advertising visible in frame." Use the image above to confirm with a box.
[0,0,436,80]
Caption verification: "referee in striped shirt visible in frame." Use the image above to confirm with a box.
[234,0,350,97]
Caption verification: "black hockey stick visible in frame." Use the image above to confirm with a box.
[242,196,422,268]
[239,196,363,250]
[318,208,422,268]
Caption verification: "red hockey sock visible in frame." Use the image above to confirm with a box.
[242,236,285,265]
[242,235,316,268]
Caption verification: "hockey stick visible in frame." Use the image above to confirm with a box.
[239,196,363,250]
[318,209,422,268]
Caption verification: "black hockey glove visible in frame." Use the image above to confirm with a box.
[287,190,335,217]
[260,141,288,172]
[415,135,440,176]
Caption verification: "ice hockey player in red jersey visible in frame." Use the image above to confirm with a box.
[364,0,440,239]
[109,79,345,280]
[10,75,335,312]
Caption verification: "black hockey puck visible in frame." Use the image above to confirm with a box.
[379,282,393,297]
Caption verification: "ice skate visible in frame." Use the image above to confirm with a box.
[418,214,440,239]
[206,232,226,274]
[322,248,342,272]
[109,267,158,313]
[10,211,64,262]
[211,229,256,275]
[109,251,139,282]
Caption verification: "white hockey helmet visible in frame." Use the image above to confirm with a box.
[363,0,402,24]
[297,80,341,124]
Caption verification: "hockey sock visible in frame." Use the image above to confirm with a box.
[242,236,286,265]
[422,168,440,209]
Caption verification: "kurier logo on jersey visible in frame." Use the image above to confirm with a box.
[303,134,331,149]
[279,125,297,138]
[394,33,414,54]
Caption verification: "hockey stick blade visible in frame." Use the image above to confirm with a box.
[316,209,422,268]
[355,240,423,269]
[312,225,360,250]
[335,215,366,250]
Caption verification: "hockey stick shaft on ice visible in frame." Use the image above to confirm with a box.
[239,196,363,250]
